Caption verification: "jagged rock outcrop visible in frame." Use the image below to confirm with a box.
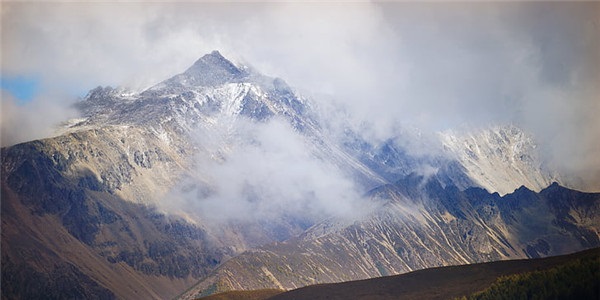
[440,126,560,195]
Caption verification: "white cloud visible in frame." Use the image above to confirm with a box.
[0,90,78,147]
[167,117,368,224]
[1,2,598,188]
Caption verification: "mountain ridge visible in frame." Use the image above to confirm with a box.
[180,178,599,299]
[2,51,598,299]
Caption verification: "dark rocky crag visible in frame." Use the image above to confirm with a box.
[1,136,226,300]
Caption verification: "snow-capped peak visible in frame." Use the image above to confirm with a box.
[186,51,243,75]
[167,50,249,88]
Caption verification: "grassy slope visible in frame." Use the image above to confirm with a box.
[462,253,599,300]
[199,247,599,300]
[197,289,284,300]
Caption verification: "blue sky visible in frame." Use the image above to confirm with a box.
[1,76,39,104]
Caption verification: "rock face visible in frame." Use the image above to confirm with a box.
[440,126,560,195]
[181,179,599,298]
[1,127,225,299]
[2,51,598,299]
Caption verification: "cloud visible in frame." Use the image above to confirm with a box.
[2,3,204,92]
[0,90,78,147]
[2,2,598,189]
[167,117,368,222]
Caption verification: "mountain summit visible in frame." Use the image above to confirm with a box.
[185,50,243,77]
[167,50,248,88]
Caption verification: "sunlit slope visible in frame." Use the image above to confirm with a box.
[182,179,599,298]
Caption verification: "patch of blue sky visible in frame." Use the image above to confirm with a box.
[1,76,40,104]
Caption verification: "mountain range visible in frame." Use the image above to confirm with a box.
[1,51,598,299]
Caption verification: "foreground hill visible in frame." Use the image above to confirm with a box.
[198,247,599,300]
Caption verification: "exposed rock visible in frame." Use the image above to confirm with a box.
[181,179,599,298]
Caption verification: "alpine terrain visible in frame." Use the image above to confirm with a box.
[2,51,599,300]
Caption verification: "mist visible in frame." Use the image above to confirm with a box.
[2,2,598,189]
[0,91,78,147]
[164,117,371,226]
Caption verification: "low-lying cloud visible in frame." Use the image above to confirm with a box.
[165,117,370,226]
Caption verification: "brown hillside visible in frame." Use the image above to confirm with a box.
[268,247,599,300]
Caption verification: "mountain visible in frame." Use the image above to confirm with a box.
[2,51,598,299]
[0,119,225,299]
[1,51,379,299]
[180,180,599,298]
[1,51,309,299]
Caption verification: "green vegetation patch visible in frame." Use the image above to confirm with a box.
[459,254,599,300]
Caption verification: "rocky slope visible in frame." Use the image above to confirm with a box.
[1,126,226,299]
[181,179,599,298]
[440,126,560,195]
[1,51,386,299]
